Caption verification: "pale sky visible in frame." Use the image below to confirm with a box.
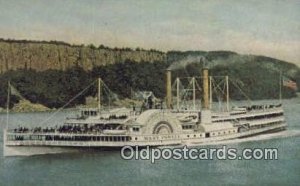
[0,0,299,65]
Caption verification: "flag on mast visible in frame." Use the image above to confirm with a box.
[282,76,298,91]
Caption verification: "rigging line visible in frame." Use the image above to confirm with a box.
[39,79,97,126]
[102,86,113,110]
[181,78,199,109]
[212,78,224,111]
[212,79,223,103]
[103,87,112,98]
[181,89,190,105]
[177,79,184,96]
[178,80,188,108]
[212,78,238,109]
[172,79,186,99]
[182,78,194,99]
[102,81,119,99]
[212,80,227,111]
[229,78,252,105]
[180,84,189,108]
[102,81,125,110]
[103,85,116,107]
[102,83,111,98]
[194,79,202,92]
[194,79,203,109]
[212,79,226,97]
[178,77,200,109]
[192,78,202,108]
[212,79,225,95]
[171,79,177,91]
[175,79,185,95]
[101,82,120,109]
[215,79,225,89]
[101,81,112,94]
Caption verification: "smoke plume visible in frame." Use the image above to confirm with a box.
[167,55,208,70]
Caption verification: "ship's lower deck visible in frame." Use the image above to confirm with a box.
[3,123,287,156]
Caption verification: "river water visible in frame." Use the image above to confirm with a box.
[0,99,299,186]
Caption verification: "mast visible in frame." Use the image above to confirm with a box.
[6,81,10,129]
[226,76,229,111]
[279,71,282,103]
[98,78,101,112]
[176,78,180,110]
[192,77,196,110]
[209,76,212,109]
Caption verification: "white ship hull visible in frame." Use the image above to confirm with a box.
[3,145,82,157]
[3,123,286,157]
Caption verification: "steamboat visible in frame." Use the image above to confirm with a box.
[3,66,287,156]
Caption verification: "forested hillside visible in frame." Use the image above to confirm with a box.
[0,39,299,109]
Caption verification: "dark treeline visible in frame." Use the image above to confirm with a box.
[0,60,170,108]
[209,62,297,100]
[0,57,298,109]
[0,38,164,53]
[172,61,297,101]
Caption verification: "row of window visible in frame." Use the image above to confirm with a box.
[249,121,283,130]
[214,112,283,123]
[182,125,193,130]
[186,134,202,138]
[210,129,237,137]
[185,130,237,139]
[82,110,98,116]
[132,127,140,132]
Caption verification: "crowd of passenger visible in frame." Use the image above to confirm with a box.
[13,127,29,133]
[14,126,57,133]
[11,124,123,134]
[57,125,103,134]
[239,104,282,111]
